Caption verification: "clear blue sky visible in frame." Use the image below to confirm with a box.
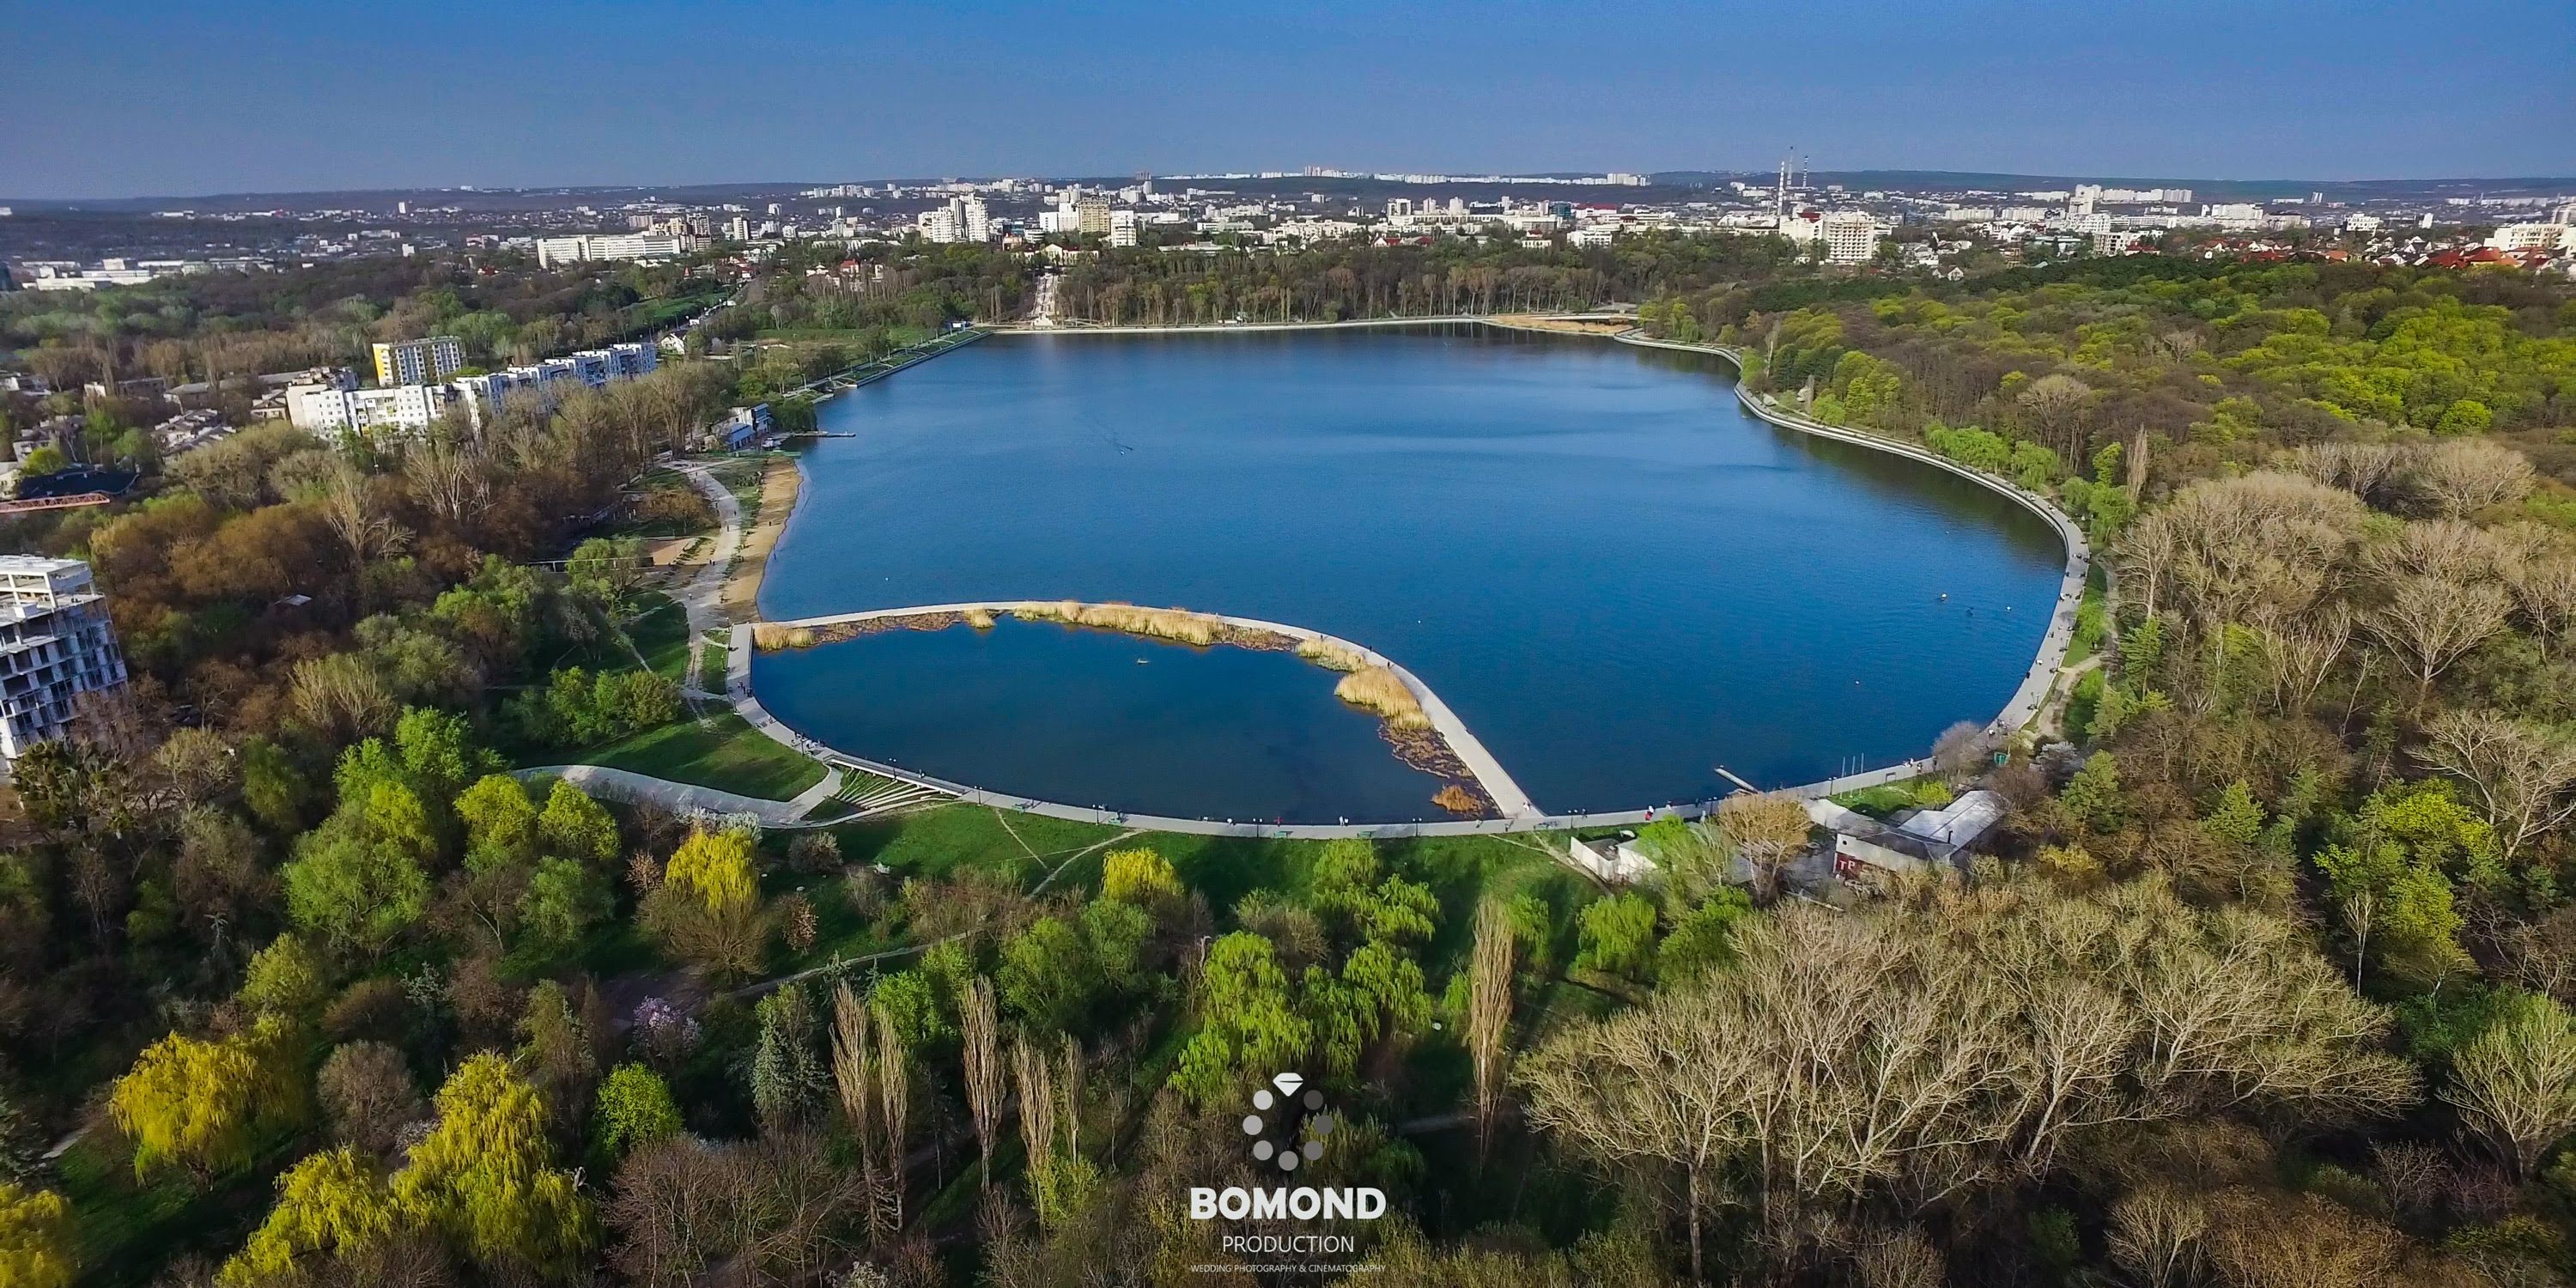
[7,0,2570,198]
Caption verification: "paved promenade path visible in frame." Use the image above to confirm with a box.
[515,762,840,826]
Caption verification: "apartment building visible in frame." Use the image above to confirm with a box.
[533,233,702,268]
[372,336,465,386]
[1821,210,1880,264]
[0,556,130,767]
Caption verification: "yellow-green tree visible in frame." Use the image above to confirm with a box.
[536,781,619,867]
[662,828,756,913]
[221,1147,402,1286]
[0,1182,76,1288]
[109,1018,301,1181]
[395,1054,593,1276]
[1100,848,1182,907]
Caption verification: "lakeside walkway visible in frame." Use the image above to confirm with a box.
[623,316,2094,840]
[514,762,841,826]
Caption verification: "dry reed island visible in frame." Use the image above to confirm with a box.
[753,602,1497,816]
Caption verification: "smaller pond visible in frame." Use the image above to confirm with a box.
[751,618,1454,823]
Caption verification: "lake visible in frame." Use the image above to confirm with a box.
[754,326,2064,821]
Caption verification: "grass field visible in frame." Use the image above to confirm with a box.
[579,712,825,799]
[628,592,691,682]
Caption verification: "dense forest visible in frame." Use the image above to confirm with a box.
[3,239,2576,1287]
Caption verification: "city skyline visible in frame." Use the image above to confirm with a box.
[6,0,2571,199]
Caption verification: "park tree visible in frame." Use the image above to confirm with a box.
[456,774,539,873]
[221,1146,404,1286]
[394,1054,594,1278]
[236,933,329,1019]
[110,1018,302,1181]
[641,827,762,975]
[1520,877,2415,1279]
[281,826,430,954]
[1574,892,1659,985]
[1171,933,1313,1108]
[1100,847,1183,908]
[538,780,620,867]
[998,916,1102,1034]
[0,1182,75,1288]
[592,1065,683,1166]
[2420,709,2576,865]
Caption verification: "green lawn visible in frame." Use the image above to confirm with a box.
[631,594,692,682]
[703,458,766,508]
[1832,775,1952,818]
[577,712,825,800]
[697,641,729,688]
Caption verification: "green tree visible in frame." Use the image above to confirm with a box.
[456,774,538,875]
[1575,893,1660,984]
[1100,847,1182,907]
[0,1182,77,1288]
[1172,933,1312,1108]
[282,829,430,954]
[394,1054,592,1277]
[869,969,953,1050]
[747,983,824,1128]
[589,1065,681,1166]
[15,446,67,480]
[536,781,618,867]
[2202,779,2268,849]
[394,706,490,803]
[237,933,328,1019]
[109,1018,301,1181]
[2061,752,2129,834]
[998,916,1101,1033]
[518,859,608,951]
[1659,888,1753,982]
[221,1146,402,1287]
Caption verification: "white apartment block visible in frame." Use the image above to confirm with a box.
[372,336,465,386]
[289,342,656,436]
[0,556,129,767]
[534,233,702,268]
[1821,210,1880,264]
[1109,210,1139,247]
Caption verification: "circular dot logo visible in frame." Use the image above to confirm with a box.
[1238,1072,1334,1172]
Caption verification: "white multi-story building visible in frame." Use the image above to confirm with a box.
[291,342,656,435]
[372,336,465,386]
[0,556,128,767]
[1109,209,1139,247]
[533,233,702,268]
[1821,210,1880,264]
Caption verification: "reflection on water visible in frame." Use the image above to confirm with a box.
[759,327,2063,817]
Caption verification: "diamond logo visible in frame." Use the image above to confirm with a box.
[1240,1072,1334,1172]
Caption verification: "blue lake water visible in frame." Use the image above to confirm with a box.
[755,327,2063,820]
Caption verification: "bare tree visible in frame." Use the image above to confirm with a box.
[2018,374,2095,464]
[1519,877,2415,1277]
[1716,791,1814,905]
[2415,437,2534,518]
[831,983,894,1242]
[318,462,412,585]
[2421,710,2576,864]
[2443,993,2576,1182]
[2293,441,2409,504]
[1850,1225,1947,1288]
[2503,549,2576,646]
[1465,896,1519,1164]
[872,1005,909,1229]
[2363,575,2511,703]
[962,975,1004,1190]
[1929,721,1993,787]
[2106,1187,2206,1288]
[2259,605,2352,716]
